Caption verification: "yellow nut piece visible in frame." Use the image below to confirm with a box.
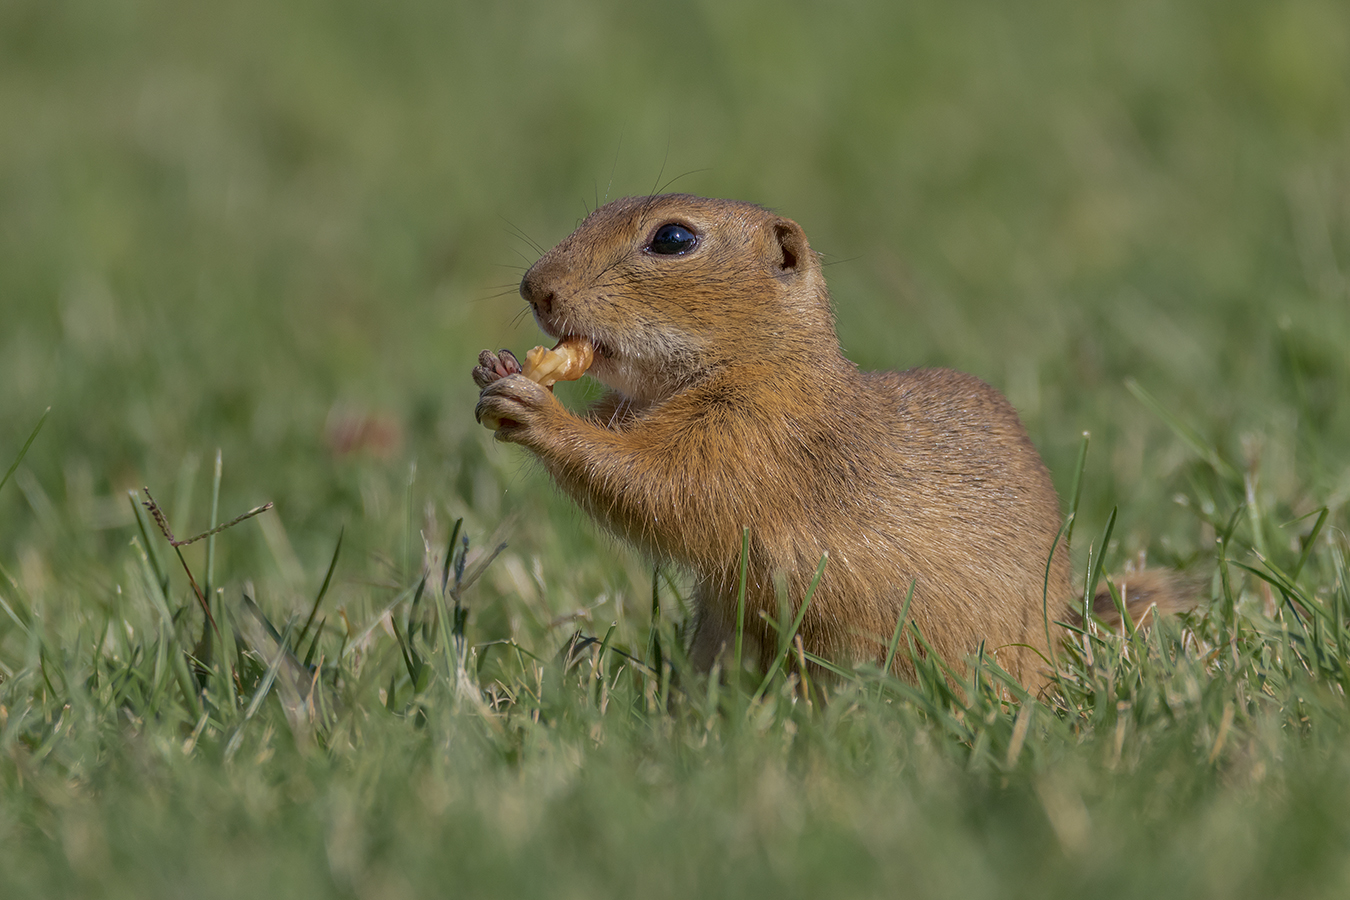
[521,337,595,387]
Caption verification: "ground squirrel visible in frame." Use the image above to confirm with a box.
[473,194,1188,689]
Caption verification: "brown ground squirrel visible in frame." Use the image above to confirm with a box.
[473,194,1188,689]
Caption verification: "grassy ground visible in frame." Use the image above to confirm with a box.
[2,0,1349,896]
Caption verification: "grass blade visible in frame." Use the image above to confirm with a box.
[441,517,464,593]
[647,565,664,673]
[225,618,296,762]
[129,492,171,600]
[204,449,223,601]
[734,526,750,677]
[1064,431,1089,546]
[753,552,827,701]
[296,526,343,649]
[1291,507,1328,582]
[1082,507,1117,624]
[1126,379,1238,482]
[882,579,918,677]
[0,407,48,498]
[1041,515,1072,670]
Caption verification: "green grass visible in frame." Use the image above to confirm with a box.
[2,0,1350,896]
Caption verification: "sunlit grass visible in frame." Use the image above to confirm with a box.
[3,379,1350,898]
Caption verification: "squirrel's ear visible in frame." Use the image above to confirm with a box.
[768,218,810,276]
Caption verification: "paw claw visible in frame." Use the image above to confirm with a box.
[472,349,525,389]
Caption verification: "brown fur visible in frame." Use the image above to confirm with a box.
[1080,567,1198,630]
[473,194,1188,689]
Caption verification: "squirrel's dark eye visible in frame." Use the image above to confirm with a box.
[648,223,698,255]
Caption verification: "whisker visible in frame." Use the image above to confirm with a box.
[656,167,712,196]
[510,305,534,329]
[500,216,546,256]
[648,143,669,199]
[605,131,624,204]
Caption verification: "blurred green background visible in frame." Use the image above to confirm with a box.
[2,0,1348,624]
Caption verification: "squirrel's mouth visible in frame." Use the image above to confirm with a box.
[534,312,612,362]
[527,289,618,360]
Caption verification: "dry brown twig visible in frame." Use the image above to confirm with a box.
[140,486,275,634]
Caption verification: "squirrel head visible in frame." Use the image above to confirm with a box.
[519,194,838,403]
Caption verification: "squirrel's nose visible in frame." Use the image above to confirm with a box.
[519,271,555,317]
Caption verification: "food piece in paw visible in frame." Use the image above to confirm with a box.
[521,337,595,388]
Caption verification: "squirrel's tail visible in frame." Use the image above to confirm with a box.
[1078,567,1201,629]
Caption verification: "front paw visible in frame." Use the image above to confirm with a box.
[472,348,522,389]
[475,374,555,441]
